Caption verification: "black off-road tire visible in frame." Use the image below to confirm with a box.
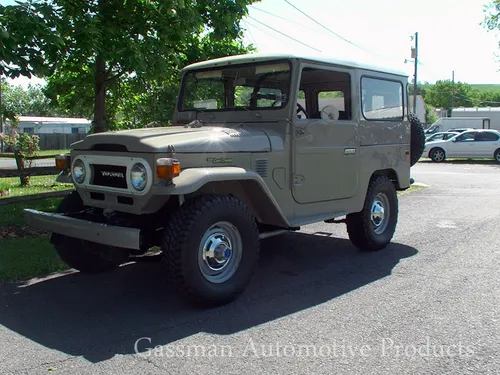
[50,191,129,274]
[161,195,260,307]
[409,112,426,166]
[346,176,398,252]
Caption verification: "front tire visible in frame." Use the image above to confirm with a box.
[346,176,398,252]
[161,195,260,307]
[50,191,130,274]
[430,147,446,163]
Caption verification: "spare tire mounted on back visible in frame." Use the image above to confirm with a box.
[409,112,426,166]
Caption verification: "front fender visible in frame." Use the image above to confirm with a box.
[152,167,290,228]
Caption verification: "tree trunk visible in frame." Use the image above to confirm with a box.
[14,152,29,186]
[93,54,107,133]
[0,77,3,152]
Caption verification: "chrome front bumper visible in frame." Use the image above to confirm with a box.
[24,209,141,250]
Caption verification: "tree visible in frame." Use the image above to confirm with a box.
[1,81,60,116]
[424,80,479,109]
[1,0,257,132]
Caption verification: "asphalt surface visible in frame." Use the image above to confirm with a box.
[0,158,55,169]
[1,160,499,374]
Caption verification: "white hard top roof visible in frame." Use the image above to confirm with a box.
[182,52,408,77]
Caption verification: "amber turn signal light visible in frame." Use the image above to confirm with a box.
[157,158,180,180]
[55,154,71,171]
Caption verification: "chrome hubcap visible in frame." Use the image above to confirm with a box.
[199,221,242,283]
[370,193,390,235]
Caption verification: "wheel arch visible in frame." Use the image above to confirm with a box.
[371,168,404,190]
[156,167,290,228]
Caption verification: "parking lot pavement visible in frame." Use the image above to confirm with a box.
[1,161,499,374]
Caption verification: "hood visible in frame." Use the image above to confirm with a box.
[72,125,271,153]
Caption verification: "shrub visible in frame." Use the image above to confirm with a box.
[0,129,40,186]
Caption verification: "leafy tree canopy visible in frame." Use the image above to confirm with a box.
[1,0,257,131]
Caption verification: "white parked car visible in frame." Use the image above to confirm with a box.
[423,129,500,163]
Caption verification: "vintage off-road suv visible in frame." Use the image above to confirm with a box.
[25,53,425,307]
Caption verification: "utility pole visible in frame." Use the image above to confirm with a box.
[412,32,419,112]
[451,70,455,109]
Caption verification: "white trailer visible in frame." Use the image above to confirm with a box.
[425,116,491,135]
[451,107,500,131]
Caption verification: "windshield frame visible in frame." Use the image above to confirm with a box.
[177,59,293,115]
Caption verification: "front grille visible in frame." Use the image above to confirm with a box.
[91,164,128,189]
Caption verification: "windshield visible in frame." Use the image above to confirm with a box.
[179,60,292,112]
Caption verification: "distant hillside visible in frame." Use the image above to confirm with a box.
[470,84,500,93]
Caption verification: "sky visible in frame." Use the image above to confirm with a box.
[3,0,500,87]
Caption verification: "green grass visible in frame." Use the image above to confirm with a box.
[0,197,63,226]
[0,175,73,199]
[398,184,426,195]
[0,197,68,283]
[419,157,498,164]
[0,235,69,283]
[470,84,500,93]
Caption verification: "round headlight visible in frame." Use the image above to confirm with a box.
[72,159,86,184]
[131,163,147,191]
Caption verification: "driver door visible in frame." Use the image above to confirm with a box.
[292,65,359,204]
[448,131,477,157]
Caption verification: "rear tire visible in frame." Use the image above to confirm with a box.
[51,191,129,274]
[346,176,398,252]
[161,195,260,307]
[494,149,500,163]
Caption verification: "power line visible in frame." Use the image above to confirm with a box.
[246,15,323,53]
[242,19,258,48]
[249,6,325,33]
[282,0,386,59]
[244,19,293,47]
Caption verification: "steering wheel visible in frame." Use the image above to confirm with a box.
[296,103,309,119]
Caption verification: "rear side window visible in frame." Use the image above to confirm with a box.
[361,77,404,121]
[476,132,499,141]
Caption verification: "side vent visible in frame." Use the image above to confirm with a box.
[254,159,269,178]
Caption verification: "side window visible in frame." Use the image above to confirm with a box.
[476,132,499,141]
[361,77,404,121]
[298,68,351,120]
[456,132,477,142]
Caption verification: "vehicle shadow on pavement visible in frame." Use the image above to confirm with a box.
[0,231,417,363]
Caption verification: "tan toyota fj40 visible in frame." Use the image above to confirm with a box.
[24,53,425,307]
